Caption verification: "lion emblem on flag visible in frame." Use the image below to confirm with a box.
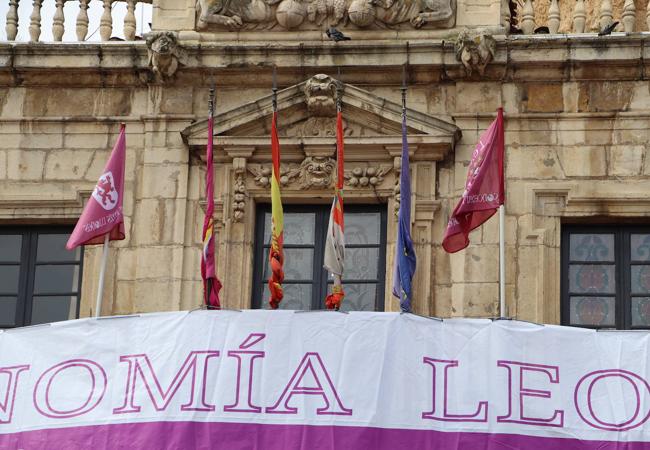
[92,171,118,211]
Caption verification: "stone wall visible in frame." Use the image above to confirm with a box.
[1,23,650,324]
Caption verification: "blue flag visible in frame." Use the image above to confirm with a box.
[392,111,417,312]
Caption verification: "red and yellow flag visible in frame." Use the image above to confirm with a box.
[324,109,345,310]
[201,109,222,308]
[268,111,284,309]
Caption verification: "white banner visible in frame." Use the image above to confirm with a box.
[2,310,650,449]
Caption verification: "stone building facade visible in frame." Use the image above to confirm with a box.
[1,0,650,328]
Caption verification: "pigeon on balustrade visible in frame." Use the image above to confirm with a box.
[598,21,619,36]
[326,27,351,42]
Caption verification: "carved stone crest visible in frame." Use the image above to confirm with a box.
[454,29,496,77]
[145,32,185,82]
[195,0,456,31]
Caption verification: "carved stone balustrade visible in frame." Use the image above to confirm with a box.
[4,0,152,42]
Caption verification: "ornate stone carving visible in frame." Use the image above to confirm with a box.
[196,0,281,30]
[304,74,338,117]
[195,0,455,31]
[249,164,300,188]
[232,174,247,222]
[146,32,185,82]
[248,156,336,189]
[454,29,496,77]
[300,156,336,188]
[345,165,392,188]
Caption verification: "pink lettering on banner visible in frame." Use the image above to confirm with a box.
[113,351,219,414]
[0,365,29,424]
[33,359,106,419]
[575,369,650,431]
[224,333,266,413]
[266,353,352,416]
[421,358,488,422]
[497,360,564,427]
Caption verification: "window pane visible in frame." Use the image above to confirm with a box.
[0,266,20,294]
[0,296,17,327]
[346,213,381,245]
[262,284,312,310]
[631,266,650,294]
[344,248,379,280]
[264,212,315,245]
[37,234,80,262]
[0,235,22,262]
[569,296,615,327]
[30,296,76,325]
[34,265,79,294]
[263,248,314,280]
[336,283,377,312]
[631,234,650,262]
[569,264,615,294]
[570,234,614,262]
[632,297,650,327]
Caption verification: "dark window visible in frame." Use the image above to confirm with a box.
[252,204,387,311]
[562,225,650,329]
[0,227,83,328]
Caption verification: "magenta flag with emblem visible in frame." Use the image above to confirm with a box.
[442,108,504,253]
[66,124,126,250]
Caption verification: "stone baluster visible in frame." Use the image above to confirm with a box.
[124,0,137,41]
[100,0,113,41]
[520,0,536,34]
[548,0,560,33]
[29,0,43,42]
[52,0,65,41]
[77,0,89,40]
[647,0,650,30]
[599,0,613,30]
[573,0,586,33]
[6,0,19,41]
[622,0,636,32]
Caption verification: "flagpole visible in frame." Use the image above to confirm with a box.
[94,233,109,318]
[499,205,505,317]
[499,107,506,318]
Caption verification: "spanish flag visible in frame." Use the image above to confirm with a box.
[324,109,345,310]
[268,110,284,309]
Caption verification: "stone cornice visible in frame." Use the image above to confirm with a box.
[2,34,650,87]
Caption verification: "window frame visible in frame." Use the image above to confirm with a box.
[561,224,650,330]
[251,203,387,311]
[0,226,83,328]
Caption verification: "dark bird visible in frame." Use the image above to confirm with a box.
[598,21,619,36]
[326,27,351,42]
[534,26,550,34]
[509,27,524,35]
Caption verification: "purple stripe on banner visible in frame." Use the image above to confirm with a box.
[2,421,650,450]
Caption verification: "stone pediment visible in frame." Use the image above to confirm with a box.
[182,74,460,162]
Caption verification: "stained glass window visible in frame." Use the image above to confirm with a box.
[0,227,83,328]
[563,227,650,329]
[253,205,386,311]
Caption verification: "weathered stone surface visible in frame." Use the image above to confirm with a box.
[6,149,45,180]
[44,150,94,180]
[608,145,644,176]
[521,83,564,113]
[556,146,607,177]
